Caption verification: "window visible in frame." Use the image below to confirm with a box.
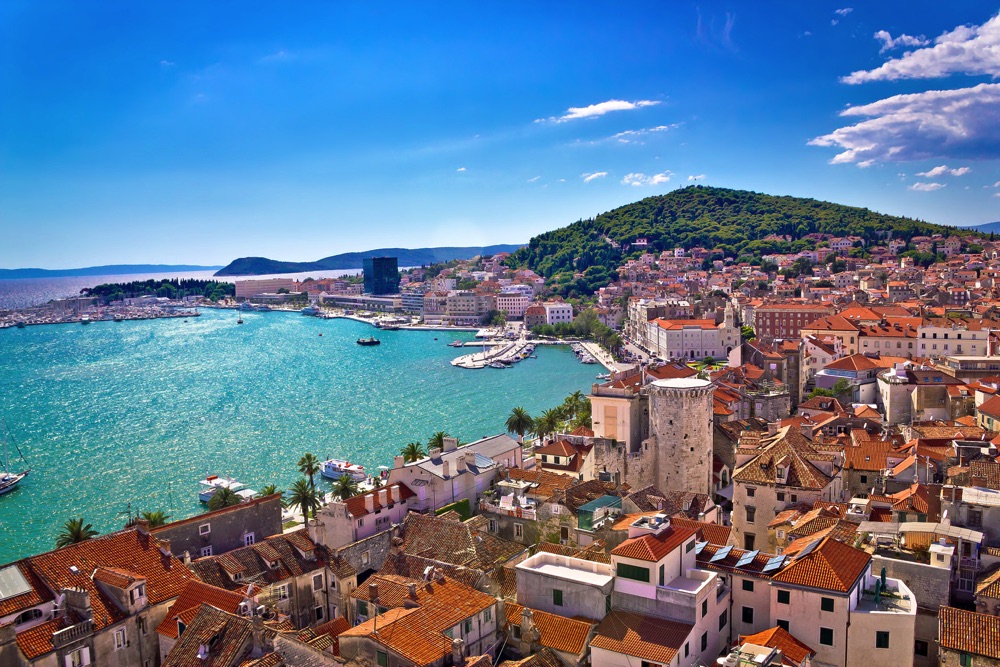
[746,487,756,498]
[969,509,983,528]
[790,494,797,502]
[684,643,690,658]
[484,608,492,623]
[464,618,473,634]
[358,518,364,527]
[14,609,43,626]
[357,600,369,617]
[777,590,790,604]
[914,640,928,657]
[313,573,324,591]
[616,563,650,582]
[820,627,834,646]
[377,651,388,667]
[315,606,324,622]
[860,475,868,484]
[243,533,255,546]
[200,546,213,557]
[960,652,973,667]
[514,524,524,539]
[114,628,126,650]
[777,492,785,502]
[686,540,695,553]
[742,606,754,624]
[876,631,890,649]
[199,523,211,535]
[277,584,290,600]
[701,632,708,652]
[362,551,370,566]
[69,648,88,667]
[719,610,728,631]
[746,507,756,523]
[777,619,789,631]
[742,579,754,592]
[553,589,563,607]
[488,519,498,533]
[777,530,785,541]
[744,534,755,550]
[821,597,834,612]
[702,599,708,618]
[659,564,665,586]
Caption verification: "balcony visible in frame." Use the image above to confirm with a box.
[855,576,916,616]
[479,501,536,520]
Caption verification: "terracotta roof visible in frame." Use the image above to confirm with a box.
[399,513,524,571]
[342,483,417,519]
[733,426,835,490]
[770,536,870,593]
[591,609,692,664]
[505,467,577,500]
[940,606,1000,659]
[497,647,565,667]
[27,527,193,632]
[697,544,776,578]
[0,561,52,617]
[972,460,1000,490]
[504,603,594,655]
[188,530,327,592]
[156,580,247,639]
[162,604,253,667]
[350,573,497,632]
[670,517,732,546]
[313,617,351,657]
[339,607,455,667]
[739,626,816,666]
[536,439,577,457]
[14,615,76,659]
[611,525,696,562]
[378,552,484,590]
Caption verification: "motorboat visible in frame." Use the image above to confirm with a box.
[301,306,320,316]
[448,340,464,347]
[357,337,381,346]
[489,361,506,369]
[80,315,91,325]
[198,475,250,503]
[320,458,367,481]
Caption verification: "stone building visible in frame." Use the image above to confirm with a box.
[151,493,283,560]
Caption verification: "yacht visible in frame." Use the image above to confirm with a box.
[489,361,506,369]
[197,475,253,503]
[301,306,320,316]
[320,458,367,481]
[80,315,91,325]
[0,420,30,496]
[448,340,464,347]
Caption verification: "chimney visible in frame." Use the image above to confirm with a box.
[368,583,380,606]
[135,518,150,535]
[800,423,813,441]
[394,455,405,469]
[456,456,467,473]
[520,607,540,644]
[429,447,442,459]
[365,494,375,512]
[390,485,401,503]
[435,568,446,583]
[452,638,465,663]
[465,452,476,469]
[767,422,778,436]
[378,488,388,506]
[158,538,172,558]
[407,582,418,599]
[63,588,93,620]
[442,461,450,478]
[443,437,459,452]
[182,550,191,566]
[251,615,266,658]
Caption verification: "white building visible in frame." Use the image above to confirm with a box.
[235,278,296,299]
[646,305,738,361]
[496,293,530,319]
[544,302,574,325]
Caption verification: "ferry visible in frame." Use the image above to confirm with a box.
[357,337,381,346]
[320,458,367,481]
[198,475,255,503]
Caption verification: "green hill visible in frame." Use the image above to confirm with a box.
[509,186,966,297]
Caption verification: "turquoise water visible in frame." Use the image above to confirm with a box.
[0,310,597,563]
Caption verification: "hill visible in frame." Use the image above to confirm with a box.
[970,221,1000,235]
[214,245,524,276]
[508,185,967,297]
[0,264,222,280]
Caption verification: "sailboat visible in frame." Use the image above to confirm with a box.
[0,419,30,496]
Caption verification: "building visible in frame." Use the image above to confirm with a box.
[150,493,283,559]
[312,483,417,549]
[544,302,574,325]
[235,278,296,299]
[753,304,834,340]
[363,256,400,295]
[496,293,530,320]
[939,606,1000,667]
[646,304,738,361]
[514,552,613,621]
[524,305,548,329]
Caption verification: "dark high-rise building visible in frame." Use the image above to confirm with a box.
[363,256,400,295]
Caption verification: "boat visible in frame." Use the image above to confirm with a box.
[489,361,506,369]
[0,419,30,496]
[254,305,272,312]
[15,321,25,329]
[448,340,464,347]
[80,315,90,325]
[301,306,320,316]
[198,475,251,503]
[596,373,611,380]
[237,314,244,325]
[320,458,367,481]
[357,337,381,346]
[380,325,401,331]
[113,315,123,322]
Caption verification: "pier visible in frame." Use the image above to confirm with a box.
[451,338,533,369]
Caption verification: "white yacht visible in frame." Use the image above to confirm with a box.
[320,458,367,481]
[198,475,254,503]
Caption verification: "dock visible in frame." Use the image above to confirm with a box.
[451,338,533,369]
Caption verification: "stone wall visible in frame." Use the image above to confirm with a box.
[152,494,283,559]
[648,380,715,496]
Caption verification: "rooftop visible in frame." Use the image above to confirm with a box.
[515,552,614,588]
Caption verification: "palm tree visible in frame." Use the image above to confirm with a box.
[258,484,280,498]
[207,487,242,511]
[298,452,321,489]
[286,478,321,522]
[428,431,450,450]
[140,510,171,527]
[55,518,99,548]
[505,407,534,444]
[330,475,360,501]
[400,441,427,463]
[533,408,562,442]
[568,391,587,419]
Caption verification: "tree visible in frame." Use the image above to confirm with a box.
[740,325,756,341]
[533,408,562,441]
[505,407,534,444]
[286,478,321,521]
[400,441,427,463]
[329,475,360,501]
[428,431,450,450]
[298,453,321,490]
[140,510,171,527]
[258,484,280,497]
[208,487,242,511]
[56,518,99,548]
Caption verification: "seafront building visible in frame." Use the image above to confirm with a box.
[362,256,400,295]
[235,278,296,299]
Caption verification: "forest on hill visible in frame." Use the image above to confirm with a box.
[508,186,966,298]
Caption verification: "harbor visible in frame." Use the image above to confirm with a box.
[0,304,201,329]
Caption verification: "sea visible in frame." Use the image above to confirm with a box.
[0,306,598,563]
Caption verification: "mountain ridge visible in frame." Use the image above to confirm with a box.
[0,264,223,280]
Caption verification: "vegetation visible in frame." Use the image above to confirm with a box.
[740,325,756,341]
[531,309,622,354]
[139,510,171,527]
[508,186,965,296]
[82,278,234,303]
[531,391,592,441]
[297,452,321,489]
[258,484,280,497]
[400,441,427,463]
[207,487,242,511]
[505,407,534,444]
[435,498,472,521]
[286,478,321,521]
[329,475,361,500]
[55,518,99,548]
[428,431,450,450]
[808,379,852,400]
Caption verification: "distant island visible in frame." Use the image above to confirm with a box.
[0,264,223,280]
[214,245,524,276]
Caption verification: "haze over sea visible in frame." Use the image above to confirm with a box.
[0,308,596,563]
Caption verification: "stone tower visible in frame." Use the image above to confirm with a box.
[647,377,715,495]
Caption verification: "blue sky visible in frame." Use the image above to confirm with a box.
[2,2,999,268]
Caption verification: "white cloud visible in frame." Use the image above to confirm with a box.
[610,124,680,144]
[994,180,1000,187]
[542,99,660,123]
[835,8,853,16]
[159,60,175,67]
[456,167,466,172]
[582,172,608,183]
[527,176,540,183]
[916,165,971,177]
[259,50,293,64]
[909,182,946,191]
[622,172,671,186]
[874,30,930,53]
[809,83,1000,165]
[687,174,706,181]
[844,13,1000,84]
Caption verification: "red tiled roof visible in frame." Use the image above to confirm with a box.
[0,561,52,617]
[740,626,816,665]
[156,580,247,639]
[591,609,692,664]
[611,525,696,562]
[14,615,75,659]
[770,536,870,593]
[939,606,1000,659]
[342,483,417,519]
[504,603,594,655]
